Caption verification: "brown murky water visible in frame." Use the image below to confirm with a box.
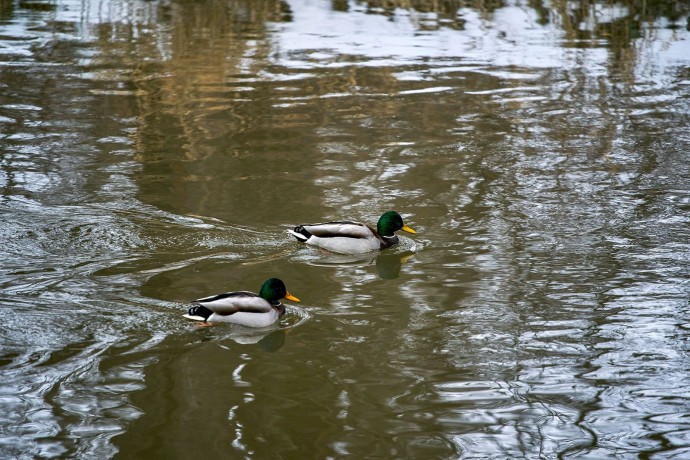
[1,0,690,458]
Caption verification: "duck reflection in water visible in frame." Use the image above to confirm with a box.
[301,250,416,280]
[193,328,291,353]
[232,328,289,353]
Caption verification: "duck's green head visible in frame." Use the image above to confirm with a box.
[260,278,301,305]
[377,211,417,237]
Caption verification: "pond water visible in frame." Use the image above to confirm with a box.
[1,0,690,458]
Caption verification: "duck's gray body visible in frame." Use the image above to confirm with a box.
[184,291,285,328]
[289,221,397,254]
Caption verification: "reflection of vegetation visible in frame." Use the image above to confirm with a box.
[356,0,495,30]
[18,1,56,12]
[548,0,690,45]
[357,0,690,39]
[0,0,14,20]
[360,0,505,16]
[90,0,297,214]
[353,0,689,82]
[125,0,291,151]
[79,0,687,217]
[541,0,690,79]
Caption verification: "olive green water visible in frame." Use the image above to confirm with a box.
[1,0,690,458]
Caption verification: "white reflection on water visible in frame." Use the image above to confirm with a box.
[267,0,690,80]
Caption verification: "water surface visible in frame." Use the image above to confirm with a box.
[1,0,690,458]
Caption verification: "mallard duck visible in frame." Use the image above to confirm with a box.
[288,211,416,254]
[183,278,300,327]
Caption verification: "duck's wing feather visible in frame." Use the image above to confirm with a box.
[195,291,273,315]
[301,221,374,239]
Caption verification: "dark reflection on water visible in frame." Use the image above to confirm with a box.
[1,0,690,458]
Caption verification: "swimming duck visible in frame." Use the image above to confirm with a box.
[183,278,300,327]
[288,211,416,254]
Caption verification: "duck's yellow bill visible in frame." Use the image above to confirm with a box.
[284,292,301,302]
[402,224,416,234]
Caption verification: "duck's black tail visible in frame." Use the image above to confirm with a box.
[184,305,213,321]
[288,225,311,242]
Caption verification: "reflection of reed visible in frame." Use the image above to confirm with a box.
[357,0,473,29]
[102,0,689,220]
[543,0,689,44]
[547,1,690,82]
[131,0,292,161]
[359,0,690,40]
[113,0,296,214]
[121,0,413,217]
